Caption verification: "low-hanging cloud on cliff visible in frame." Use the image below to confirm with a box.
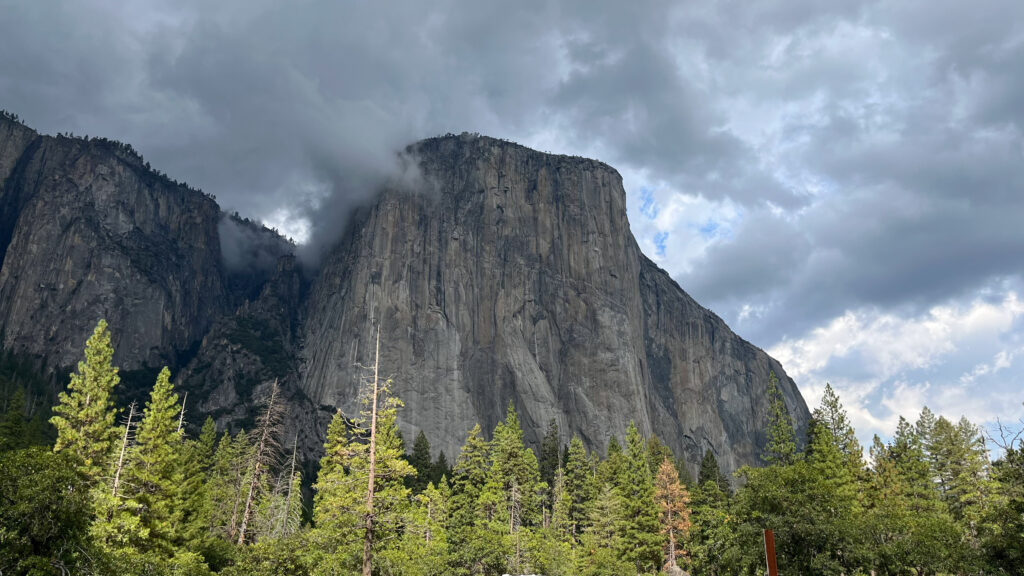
[2,0,1023,444]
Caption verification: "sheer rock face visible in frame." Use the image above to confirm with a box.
[301,134,810,474]
[0,119,226,370]
[0,116,809,474]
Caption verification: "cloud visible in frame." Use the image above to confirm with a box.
[770,291,1024,445]
[3,0,1024,440]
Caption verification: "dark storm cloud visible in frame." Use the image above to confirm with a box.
[2,0,1023,345]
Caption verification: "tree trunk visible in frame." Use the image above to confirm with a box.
[280,435,298,537]
[363,325,381,576]
[111,401,136,496]
[237,380,280,545]
[177,392,187,433]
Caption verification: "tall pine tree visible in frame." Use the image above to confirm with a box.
[51,319,121,483]
[617,422,664,574]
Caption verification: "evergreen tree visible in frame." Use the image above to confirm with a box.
[448,424,502,575]
[207,429,253,541]
[310,387,414,574]
[539,419,561,505]
[985,434,1024,573]
[928,416,994,546]
[865,423,967,575]
[645,434,674,481]
[576,483,631,576]
[763,370,798,466]
[617,422,663,574]
[687,478,736,576]
[120,367,186,554]
[431,450,450,486]
[481,402,545,574]
[698,449,730,493]
[238,381,285,545]
[381,480,451,576]
[408,430,433,492]
[563,434,596,540]
[309,412,363,568]
[50,319,121,482]
[812,383,863,470]
[597,434,624,488]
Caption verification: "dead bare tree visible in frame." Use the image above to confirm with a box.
[275,434,300,538]
[237,380,284,545]
[988,405,1024,452]
[111,401,137,497]
[177,392,187,434]
[362,325,382,576]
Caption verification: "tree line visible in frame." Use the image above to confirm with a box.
[0,320,1022,575]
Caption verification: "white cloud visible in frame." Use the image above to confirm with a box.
[771,291,1024,444]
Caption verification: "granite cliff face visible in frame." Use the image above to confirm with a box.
[0,118,226,370]
[0,116,809,474]
[301,134,809,473]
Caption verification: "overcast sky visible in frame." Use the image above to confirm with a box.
[3,0,1023,448]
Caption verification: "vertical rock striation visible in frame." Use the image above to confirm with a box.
[0,115,809,474]
[301,134,809,474]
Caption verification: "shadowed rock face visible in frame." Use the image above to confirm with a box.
[0,119,226,370]
[301,133,809,474]
[0,117,809,474]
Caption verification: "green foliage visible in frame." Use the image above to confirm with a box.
[698,449,730,493]
[309,379,415,574]
[563,434,596,539]
[539,418,561,502]
[51,319,121,482]
[0,447,100,575]
[616,422,664,573]
[407,429,433,492]
[9,319,1024,576]
[0,350,56,450]
[763,370,798,466]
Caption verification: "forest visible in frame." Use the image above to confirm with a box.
[0,320,1022,576]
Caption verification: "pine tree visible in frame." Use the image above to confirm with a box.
[617,422,664,574]
[763,370,798,466]
[645,435,673,481]
[928,416,994,544]
[431,450,450,486]
[483,401,545,573]
[310,371,414,574]
[408,430,433,492]
[563,434,596,540]
[539,419,561,504]
[654,457,691,570]
[124,367,186,554]
[50,319,121,482]
[687,478,734,576]
[207,429,253,541]
[812,383,863,470]
[381,480,450,576]
[577,483,632,576]
[698,449,730,493]
[597,434,624,488]
[448,423,502,575]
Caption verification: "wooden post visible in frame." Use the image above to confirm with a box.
[764,529,779,576]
